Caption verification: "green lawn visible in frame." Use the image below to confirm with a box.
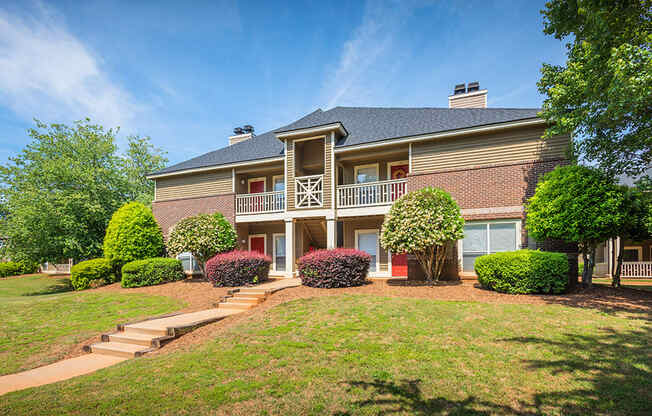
[1,295,649,415]
[0,275,184,376]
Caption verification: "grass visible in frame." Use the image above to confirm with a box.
[1,294,649,415]
[593,277,652,292]
[0,274,184,376]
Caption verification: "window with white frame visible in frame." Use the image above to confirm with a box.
[462,221,519,272]
[177,252,201,273]
[356,229,379,273]
[355,164,379,184]
[273,234,286,272]
[273,175,285,192]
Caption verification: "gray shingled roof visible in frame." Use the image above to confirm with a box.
[153,107,541,175]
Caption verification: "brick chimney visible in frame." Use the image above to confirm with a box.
[229,125,254,145]
[448,82,487,108]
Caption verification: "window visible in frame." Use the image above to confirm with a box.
[177,252,200,273]
[354,164,379,184]
[462,221,518,272]
[623,246,642,262]
[273,175,285,192]
[273,234,286,272]
[356,229,379,273]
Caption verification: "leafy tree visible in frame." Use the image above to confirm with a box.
[381,187,464,282]
[610,186,651,287]
[527,165,627,287]
[166,212,237,276]
[538,0,652,176]
[122,135,167,205]
[0,119,166,263]
[103,202,164,269]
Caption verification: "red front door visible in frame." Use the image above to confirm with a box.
[249,180,265,193]
[391,164,409,276]
[250,236,265,255]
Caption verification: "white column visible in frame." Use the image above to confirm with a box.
[327,219,336,249]
[285,219,295,277]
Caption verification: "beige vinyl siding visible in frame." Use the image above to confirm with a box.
[449,93,487,108]
[411,127,570,174]
[323,136,332,209]
[286,141,295,210]
[155,170,232,201]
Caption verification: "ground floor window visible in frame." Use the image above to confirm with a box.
[462,221,519,272]
[177,252,201,273]
[273,233,286,272]
[356,229,378,273]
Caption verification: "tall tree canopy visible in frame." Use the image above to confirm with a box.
[538,0,652,176]
[0,119,167,262]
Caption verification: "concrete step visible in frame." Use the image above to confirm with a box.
[230,296,264,304]
[218,301,256,310]
[237,291,268,299]
[108,332,157,347]
[123,325,168,337]
[90,342,149,358]
[237,288,270,295]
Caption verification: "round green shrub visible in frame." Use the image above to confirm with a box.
[103,202,164,273]
[70,258,115,290]
[474,250,569,294]
[0,262,23,278]
[166,212,237,275]
[121,257,185,288]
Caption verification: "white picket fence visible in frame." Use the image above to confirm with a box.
[621,261,652,278]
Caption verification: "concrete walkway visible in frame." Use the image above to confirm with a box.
[0,354,126,396]
[0,278,301,396]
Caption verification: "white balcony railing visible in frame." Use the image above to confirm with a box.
[621,261,652,278]
[337,178,407,208]
[295,174,323,208]
[236,191,285,215]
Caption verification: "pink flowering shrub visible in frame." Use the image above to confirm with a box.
[205,250,271,287]
[297,248,371,288]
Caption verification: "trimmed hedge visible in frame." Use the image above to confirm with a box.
[298,248,371,288]
[121,258,185,288]
[0,261,38,278]
[205,250,271,287]
[70,258,116,290]
[474,250,569,294]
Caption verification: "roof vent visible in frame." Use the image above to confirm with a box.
[454,83,466,95]
[242,125,254,134]
[233,127,244,135]
[467,81,480,93]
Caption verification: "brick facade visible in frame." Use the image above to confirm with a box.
[407,158,567,216]
[407,158,578,286]
[151,194,235,236]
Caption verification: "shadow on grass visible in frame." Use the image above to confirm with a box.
[338,325,651,415]
[501,324,652,415]
[335,379,527,415]
[24,278,73,296]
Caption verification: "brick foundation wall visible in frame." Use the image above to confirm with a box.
[151,194,235,236]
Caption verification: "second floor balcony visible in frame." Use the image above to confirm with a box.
[236,191,285,215]
[337,178,407,208]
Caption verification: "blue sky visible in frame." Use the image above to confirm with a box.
[0,0,566,166]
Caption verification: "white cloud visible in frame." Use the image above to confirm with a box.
[0,2,142,128]
[322,0,424,108]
